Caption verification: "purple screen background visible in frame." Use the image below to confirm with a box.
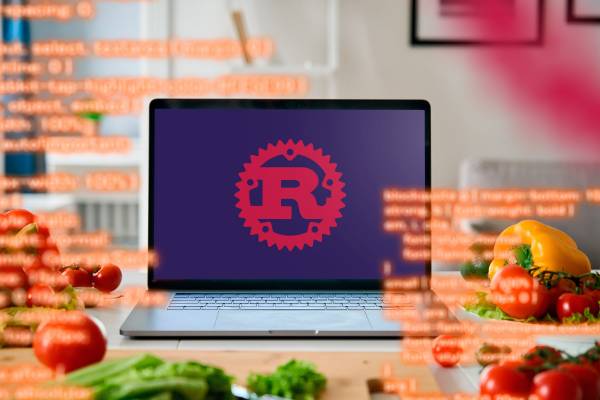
[153,108,426,280]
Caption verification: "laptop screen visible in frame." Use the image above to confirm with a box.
[150,101,429,288]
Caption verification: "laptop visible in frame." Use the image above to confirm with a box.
[121,99,431,337]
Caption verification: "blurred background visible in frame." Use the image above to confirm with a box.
[2,0,600,266]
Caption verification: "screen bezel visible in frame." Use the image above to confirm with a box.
[148,99,431,290]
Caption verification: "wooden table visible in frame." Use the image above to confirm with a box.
[0,348,440,400]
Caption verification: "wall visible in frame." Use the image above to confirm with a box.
[30,0,600,186]
[166,0,599,187]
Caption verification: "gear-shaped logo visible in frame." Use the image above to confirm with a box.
[235,140,346,250]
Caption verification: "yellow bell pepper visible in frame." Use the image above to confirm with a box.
[489,220,591,280]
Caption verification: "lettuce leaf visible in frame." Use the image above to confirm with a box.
[464,292,549,323]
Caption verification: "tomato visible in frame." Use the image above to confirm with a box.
[556,293,600,321]
[61,267,92,288]
[0,266,28,290]
[2,326,34,347]
[523,345,564,371]
[33,312,106,372]
[583,288,600,305]
[499,359,536,381]
[25,263,67,290]
[480,364,531,399]
[26,283,56,307]
[39,244,61,269]
[558,363,600,400]
[431,334,462,368]
[547,278,577,316]
[533,370,583,400]
[490,264,550,319]
[92,264,122,293]
[4,209,35,231]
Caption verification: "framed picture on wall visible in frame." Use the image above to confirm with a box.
[411,0,545,46]
[568,0,600,23]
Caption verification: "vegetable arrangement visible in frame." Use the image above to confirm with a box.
[464,220,600,323]
[62,354,327,400]
[479,343,600,400]
[0,209,123,347]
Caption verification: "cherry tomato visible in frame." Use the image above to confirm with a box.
[0,266,28,290]
[490,264,550,319]
[62,267,92,288]
[39,244,61,269]
[33,312,106,372]
[92,264,122,293]
[431,335,462,368]
[26,283,57,307]
[547,278,577,316]
[25,263,67,290]
[556,293,600,322]
[0,213,7,233]
[4,209,35,231]
[532,370,583,400]
[583,288,600,304]
[579,345,600,375]
[558,363,600,400]
[2,326,34,347]
[523,345,564,371]
[499,359,536,382]
[480,364,531,399]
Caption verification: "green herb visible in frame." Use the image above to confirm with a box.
[247,360,327,400]
[513,244,534,270]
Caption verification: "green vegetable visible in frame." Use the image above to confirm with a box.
[562,308,600,324]
[96,377,207,400]
[66,354,164,387]
[64,354,234,400]
[460,260,490,279]
[514,244,534,270]
[247,360,326,400]
[464,292,544,323]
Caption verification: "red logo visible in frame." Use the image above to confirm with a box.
[235,140,346,250]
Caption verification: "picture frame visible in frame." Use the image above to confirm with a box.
[567,0,600,24]
[411,0,545,46]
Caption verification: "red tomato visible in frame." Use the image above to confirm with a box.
[523,345,564,371]
[0,266,28,290]
[480,364,531,399]
[547,278,577,316]
[4,209,35,231]
[431,335,462,368]
[498,359,536,381]
[533,370,583,400]
[556,293,600,321]
[61,267,92,288]
[39,244,61,269]
[0,213,7,233]
[490,264,550,319]
[25,263,67,290]
[92,264,122,293]
[26,283,57,307]
[583,288,600,304]
[33,312,106,372]
[558,363,600,400]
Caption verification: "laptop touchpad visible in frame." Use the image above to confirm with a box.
[215,310,371,331]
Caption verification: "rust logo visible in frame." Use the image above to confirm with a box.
[235,140,346,250]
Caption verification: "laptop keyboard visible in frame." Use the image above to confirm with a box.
[167,293,402,311]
